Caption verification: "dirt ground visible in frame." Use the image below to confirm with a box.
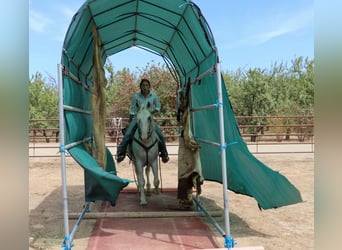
[29,152,314,250]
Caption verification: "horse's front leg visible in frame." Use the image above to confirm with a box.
[151,161,160,194]
[145,165,152,196]
[135,162,147,206]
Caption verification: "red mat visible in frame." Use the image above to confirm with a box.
[87,189,222,249]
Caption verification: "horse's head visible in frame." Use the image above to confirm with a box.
[136,102,154,142]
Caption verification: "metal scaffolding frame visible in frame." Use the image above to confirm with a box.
[58,64,93,250]
[185,60,236,248]
[57,58,236,249]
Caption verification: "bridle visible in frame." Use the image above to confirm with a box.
[137,117,153,141]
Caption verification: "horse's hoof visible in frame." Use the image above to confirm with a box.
[154,188,160,195]
[140,202,147,207]
[146,191,152,196]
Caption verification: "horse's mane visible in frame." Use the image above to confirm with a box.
[137,101,151,115]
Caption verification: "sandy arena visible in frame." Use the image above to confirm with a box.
[29,151,314,249]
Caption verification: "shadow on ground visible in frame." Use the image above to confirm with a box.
[199,196,271,238]
[30,185,271,249]
[29,185,95,249]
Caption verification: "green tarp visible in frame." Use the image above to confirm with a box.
[61,0,302,209]
[68,146,131,204]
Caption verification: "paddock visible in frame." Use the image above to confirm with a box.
[55,1,304,249]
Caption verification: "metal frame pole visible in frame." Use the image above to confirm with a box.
[215,58,236,249]
[193,197,226,236]
[69,202,90,242]
[57,64,72,250]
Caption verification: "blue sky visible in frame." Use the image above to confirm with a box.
[29,0,314,79]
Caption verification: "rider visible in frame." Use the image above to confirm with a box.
[116,78,169,163]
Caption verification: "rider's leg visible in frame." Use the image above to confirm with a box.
[154,123,169,163]
[116,119,137,162]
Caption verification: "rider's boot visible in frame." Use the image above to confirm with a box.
[116,141,128,162]
[116,131,132,162]
[154,124,169,163]
[116,122,138,162]
[159,142,169,163]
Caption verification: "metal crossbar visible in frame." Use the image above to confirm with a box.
[190,103,218,112]
[63,105,91,115]
[64,137,92,150]
[189,65,215,84]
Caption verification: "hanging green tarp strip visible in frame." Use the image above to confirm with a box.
[91,25,107,169]
[68,145,132,204]
[192,76,302,209]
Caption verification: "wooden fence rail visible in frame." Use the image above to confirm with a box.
[29,115,314,157]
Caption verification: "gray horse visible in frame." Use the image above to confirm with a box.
[131,103,160,206]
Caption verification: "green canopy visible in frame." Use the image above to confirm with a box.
[61,0,302,209]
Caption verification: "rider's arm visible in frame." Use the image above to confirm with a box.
[128,114,135,123]
[128,94,139,123]
[152,93,161,115]
[129,94,138,116]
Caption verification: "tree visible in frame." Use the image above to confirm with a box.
[223,56,314,117]
[222,56,314,141]
[136,62,178,117]
[288,57,314,114]
[229,68,273,140]
[104,61,138,119]
[29,56,314,136]
[105,60,178,119]
[29,72,58,128]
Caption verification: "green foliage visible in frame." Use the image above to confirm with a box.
[29,72,58,128]
[224,56,314,117]
[29,56,313,132]
[104,60,178,121]
[104,61,138,118]
[136,62,178,118]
